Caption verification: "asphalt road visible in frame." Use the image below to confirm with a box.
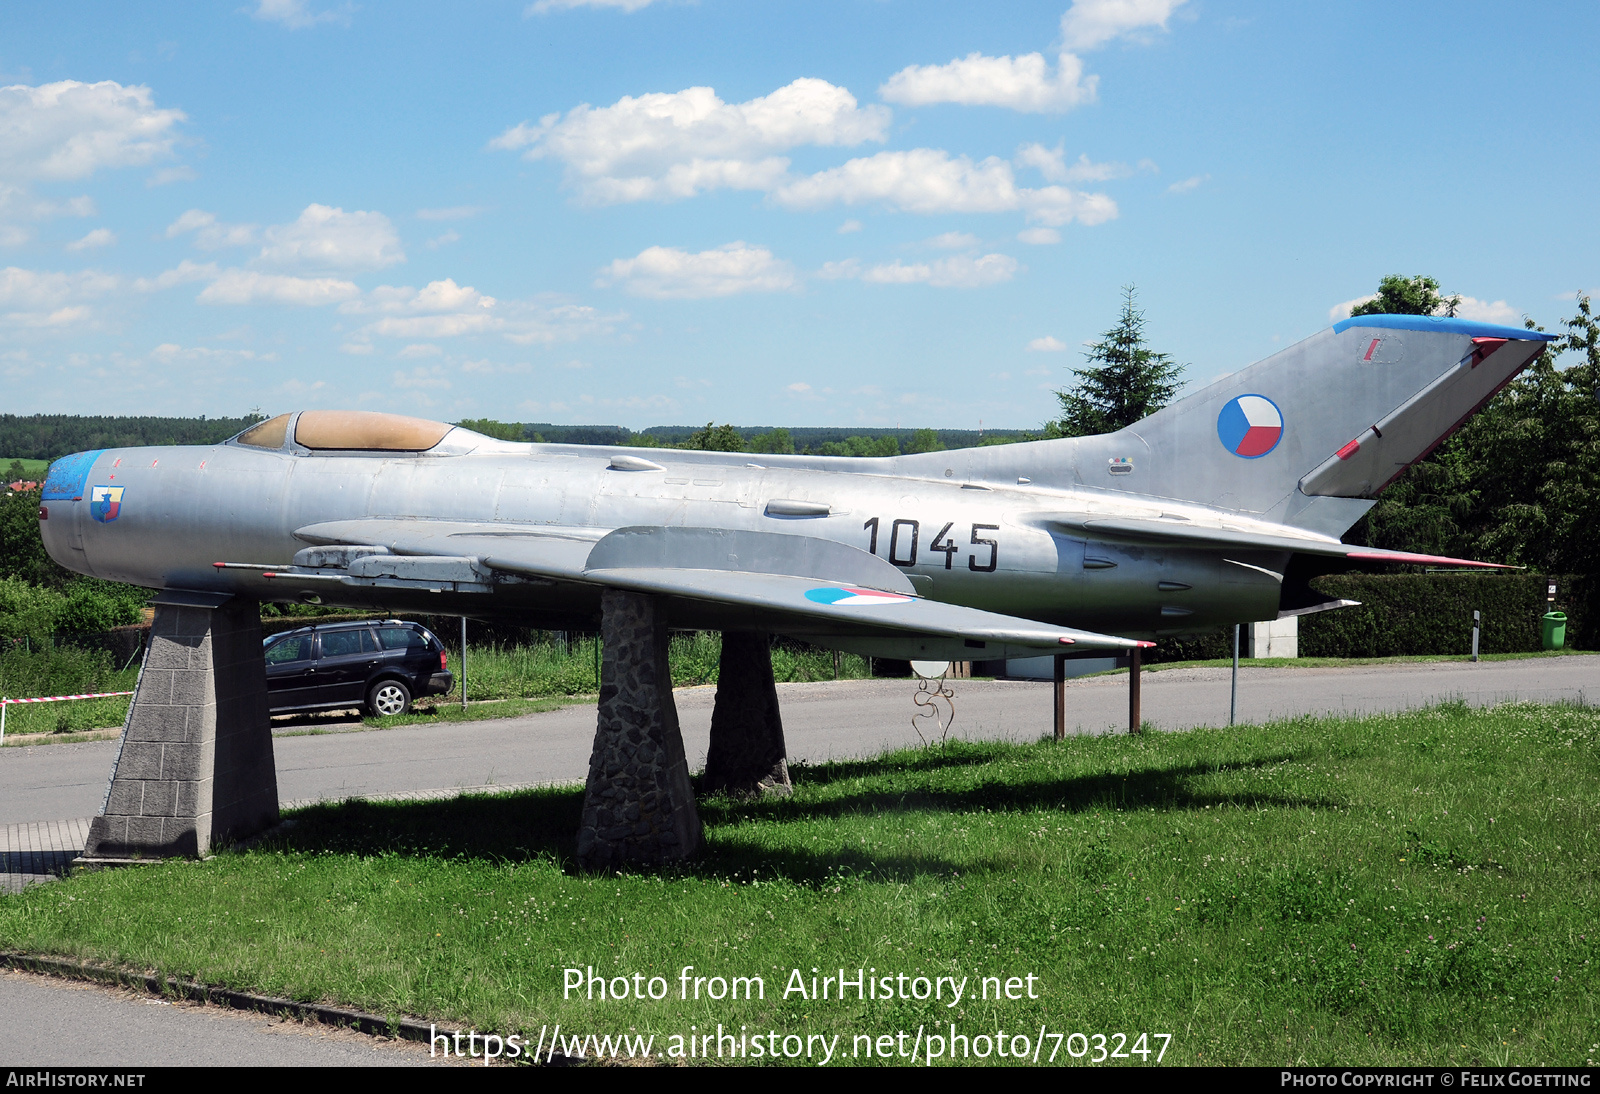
[1,655,1594,826]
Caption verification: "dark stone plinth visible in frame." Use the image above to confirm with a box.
[82,597,278,860]
[576,590,703,868]
[703,631,792,799]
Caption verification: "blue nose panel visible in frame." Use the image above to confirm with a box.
[41,450,104,501]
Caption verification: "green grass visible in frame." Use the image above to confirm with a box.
[445,634,870,702]
[3,458,50,479]
[3,701,1597,1065]
[1121,649,1596,677]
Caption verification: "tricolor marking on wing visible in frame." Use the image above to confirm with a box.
[1216,394,1284,458]
[804,586,914,607]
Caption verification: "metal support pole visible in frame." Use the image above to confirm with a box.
[1053,653,1066,741]
[1471,610,1480,663]
[460,616,468,710]
[1,698,7,746]
[1129,647,1142,734]
[1230,624,1240,727]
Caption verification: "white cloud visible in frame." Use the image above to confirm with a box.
[340,277,496,315]
[1060,0,1188,51]
[1017,227,1060,245]
[249,0,350,30]
[196,269,361,306]
[1329,296,1377,322]
[829,253,1020,289]
[0,80,185,182]
[132,259,218,292]
[1326,293,1519,325]
[65,228,115,251]
[1453,296,1519,324]
[367,312,498,338]
[838,219,862,234]
[491,78,890,204]
[597,241,797,299]
[146,342,273,365]
[391,365,452,389]
[772,148,1117,226]
[0,266,120,308]
[877,1,1186,115]
[1027,335,1068,351]
[499,303,624,345]
[786,382,812,394]
[397,343,444,358]
[343,277,623,345]
[426,231,460,249]
[1166,173,1208,193]
[527,0,659,11]
[340,341,374,355]
[1015,142,1148,183]
[881,51,1096,113]
[926,231,979,249]
[256,204,404,271]
[164,209,259,249]
[3,305,91,328]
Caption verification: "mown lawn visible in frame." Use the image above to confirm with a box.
[1,701,1596,1066]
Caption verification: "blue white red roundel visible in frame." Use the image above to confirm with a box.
[805,586,913,607]
[1216,395,1283,458]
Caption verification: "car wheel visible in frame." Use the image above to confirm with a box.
[367,679,411,717]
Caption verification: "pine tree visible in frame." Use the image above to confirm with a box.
[1050,285,1184,437]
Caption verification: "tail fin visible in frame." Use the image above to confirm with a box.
[1076,315,1554,535]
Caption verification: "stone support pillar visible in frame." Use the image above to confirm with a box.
[81,593,278,861]
[576,590,702,868]
[704,631,792,799]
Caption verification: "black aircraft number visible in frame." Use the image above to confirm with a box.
[863,517,999,572]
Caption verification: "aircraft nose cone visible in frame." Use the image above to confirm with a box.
[42,449,102,502]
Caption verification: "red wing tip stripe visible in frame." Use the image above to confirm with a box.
[1335,439,1361,461]
[1057,637,1075,645]
[1345,551,1510,568]
[1137,641,1157,648]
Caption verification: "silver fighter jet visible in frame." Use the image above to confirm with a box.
[37,314,1553,657]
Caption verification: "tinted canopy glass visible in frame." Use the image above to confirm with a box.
[294,411,452,452]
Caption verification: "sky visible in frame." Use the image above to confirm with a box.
[2,1,1597,430]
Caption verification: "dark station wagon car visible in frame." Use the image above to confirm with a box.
[264,619,453,717]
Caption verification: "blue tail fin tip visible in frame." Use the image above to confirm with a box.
[1332,314,1557,341]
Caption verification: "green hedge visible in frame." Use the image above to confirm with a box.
[1298,573,1593,657]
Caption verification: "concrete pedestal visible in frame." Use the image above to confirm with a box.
[703,631,793,799]
[576,590,703,868]
[1246,616,1299,658]
[82,593,278,861]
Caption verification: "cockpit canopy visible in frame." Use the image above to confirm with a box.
[236,411,455,452]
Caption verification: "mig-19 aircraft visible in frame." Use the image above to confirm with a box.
[37,313,1551,661]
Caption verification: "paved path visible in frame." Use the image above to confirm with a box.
[2,656,1595,891]
[0,970,446,1066]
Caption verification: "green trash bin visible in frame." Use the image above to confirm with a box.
[1541,611,1567,651]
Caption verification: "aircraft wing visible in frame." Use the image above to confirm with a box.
[1041,514,1512,569]
[292,520,1147,653]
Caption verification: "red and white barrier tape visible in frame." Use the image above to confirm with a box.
[1,691,134,705]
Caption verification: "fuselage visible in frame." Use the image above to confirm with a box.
[40,419,1289,640]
